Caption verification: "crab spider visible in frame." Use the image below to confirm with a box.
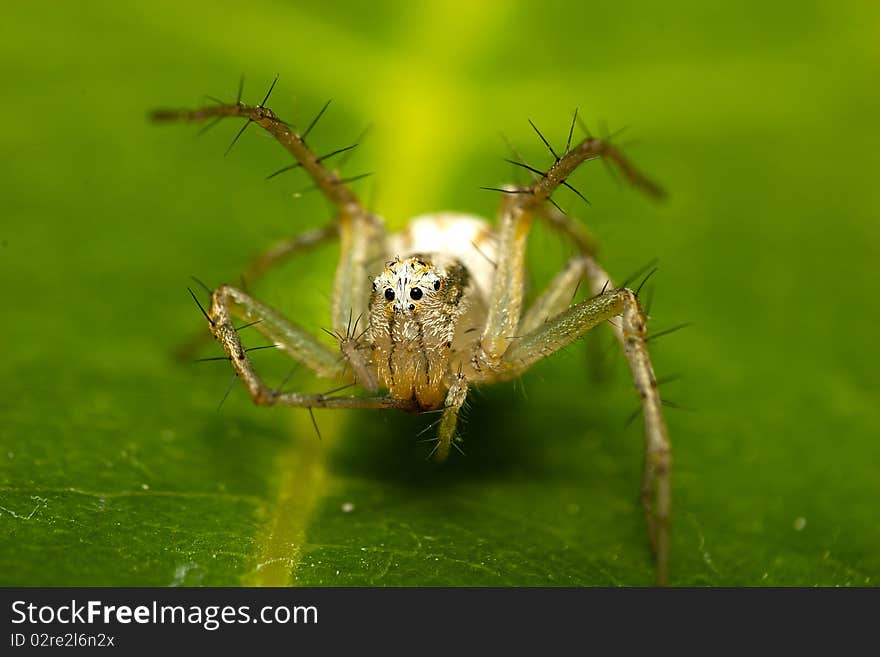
[152,80,672,585]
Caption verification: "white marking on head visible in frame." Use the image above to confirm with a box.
[372,257,442,314]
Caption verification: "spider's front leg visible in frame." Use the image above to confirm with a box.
[577,256,671,574]
[152,81,385,339]
[530,204,673,581]
[478,131,662,367]
[175,223,339,360]
[204,285,416,412]
[518,255,592,335]
[497,287,671,584]
[478,131,670,583]
[430,373,469,462]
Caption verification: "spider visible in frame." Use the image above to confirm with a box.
[152,77,673,585]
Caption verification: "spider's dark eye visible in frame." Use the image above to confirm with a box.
[433,280,441,291]
[384,288,395,301]
[409,287,423,300]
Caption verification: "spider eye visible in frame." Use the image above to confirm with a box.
[409,287,423,300]
[384,288,395,301]
[433,280,441,291]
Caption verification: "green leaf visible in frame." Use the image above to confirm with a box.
[1,0,878,586]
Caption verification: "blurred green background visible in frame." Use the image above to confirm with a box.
[1,0,877,586]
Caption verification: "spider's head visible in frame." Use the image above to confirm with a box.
[371,257,444,315]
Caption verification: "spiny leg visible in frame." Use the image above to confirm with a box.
[209,285,347,380]
[477,123,669,581]
[479,126,662,367]
[518,255,591,336]
[152,89,364,211]
[176,223,339,360]
[429,373,469,463]
[487,281,671,585]
[207,285,417,412]
[328,310,379,393]
[578,257,670,584]
[533,203,613,381]
[239,223,338,284]
[152,79,383,337]
[493,288,633,377]
[535,202,599,257]
[530,203,672,583]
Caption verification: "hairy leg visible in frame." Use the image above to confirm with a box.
[206,285,417,411]
[520,204,620,378]
[518,255,591,336]
[240,223,338,283]
[579,257,671,586]
[483,280,671,585]
[476,125,669,582]
[209,285,346,380]
[176,223,339,360]
[479,130,661,368]
[536,203,599,256]
[152,83,384,336]
[534,179,673,581]
[533,203,616,381]
[431,373,469,463]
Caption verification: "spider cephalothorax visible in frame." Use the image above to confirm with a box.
[368,256,470,410]
[154,82,673,584]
